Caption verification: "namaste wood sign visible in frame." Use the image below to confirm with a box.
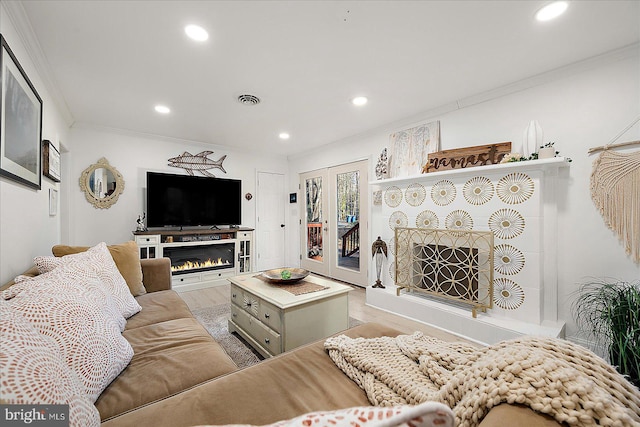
[422,142,512,173]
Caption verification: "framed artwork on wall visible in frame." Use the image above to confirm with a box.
[42,140,61,182]
[388,121,440,178]
[0,34,43,190]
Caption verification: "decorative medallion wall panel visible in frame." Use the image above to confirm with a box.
[379,168,548,324]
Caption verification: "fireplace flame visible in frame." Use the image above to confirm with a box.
[171,257,231,272]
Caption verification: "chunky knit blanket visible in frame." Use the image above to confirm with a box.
[324,333,640,427]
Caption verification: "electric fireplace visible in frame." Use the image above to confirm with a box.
[162,243,235,275]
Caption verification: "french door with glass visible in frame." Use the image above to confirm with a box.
[300,160,368,286]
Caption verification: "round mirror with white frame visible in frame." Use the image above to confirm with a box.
[79,157,125,209]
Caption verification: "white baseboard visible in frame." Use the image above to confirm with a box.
[366,287,565,346]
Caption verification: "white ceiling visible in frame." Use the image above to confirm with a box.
[16,1,640,156]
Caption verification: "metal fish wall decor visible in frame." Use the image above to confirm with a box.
[168,151,227,177]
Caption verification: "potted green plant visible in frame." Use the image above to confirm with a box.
[572,279,640,388]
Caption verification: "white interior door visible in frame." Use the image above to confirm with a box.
[256,172,285,271]
[300,160,368,286]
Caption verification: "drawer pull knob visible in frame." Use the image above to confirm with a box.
[232,293,236,298]
[264,313,270,319]
[264,338,270,344]
[232,313,237,318]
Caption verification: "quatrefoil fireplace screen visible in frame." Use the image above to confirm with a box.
[394,227,494,318]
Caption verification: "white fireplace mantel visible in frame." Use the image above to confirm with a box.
[369,157,570,186]
[367,157,571,345]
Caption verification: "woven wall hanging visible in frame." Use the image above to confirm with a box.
[590,149,640,263]
[589,116,640,263]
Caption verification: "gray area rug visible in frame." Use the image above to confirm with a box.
[191,303,363,369]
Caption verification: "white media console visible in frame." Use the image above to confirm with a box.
[133,228,254,292]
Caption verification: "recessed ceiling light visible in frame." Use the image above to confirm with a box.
[535,1,568,22]
[154,105,170,114]
[351,96,368,106]
[185,24,209,42]
[279,132,290,140]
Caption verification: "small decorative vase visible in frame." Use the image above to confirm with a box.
[523,120,543,158]
[537,146,556,159]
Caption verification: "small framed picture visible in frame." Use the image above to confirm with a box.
[42,140,61,182]
[49,188,58,216]
[289,193,297,203]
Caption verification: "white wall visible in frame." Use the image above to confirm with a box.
[65,126,288,247]
[287,51,640,341]
[0,2,69,284]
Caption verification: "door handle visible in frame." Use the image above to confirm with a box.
[323,227,328,232]
[280,224,285,228]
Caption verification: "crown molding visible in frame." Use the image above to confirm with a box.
[3,1,75,126]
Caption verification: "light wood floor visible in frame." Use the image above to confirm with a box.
[180,283,475,344]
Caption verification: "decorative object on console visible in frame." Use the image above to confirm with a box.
[423,142,511,173]
[523,120,543,158]
[136,213,146,232]
[0,35,43,190]
[371,236,387,289]
[168,150,227,177]
[79,157,125,209]
[42,139,61,182]
[389,121,440,178]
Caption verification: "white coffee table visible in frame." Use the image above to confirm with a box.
[228,273,350,358]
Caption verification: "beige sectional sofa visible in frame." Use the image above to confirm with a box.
[95,258,239,421]
[9,248,636,427]
[1,256,239,422]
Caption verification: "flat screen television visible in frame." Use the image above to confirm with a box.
[146,172,241,228]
